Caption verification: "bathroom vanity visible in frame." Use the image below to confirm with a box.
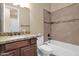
[0,34,37,56]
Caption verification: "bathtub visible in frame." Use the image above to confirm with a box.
[38,40,79,56]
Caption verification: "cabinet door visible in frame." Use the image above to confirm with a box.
[21,45,37,56]
[0,50,18,56]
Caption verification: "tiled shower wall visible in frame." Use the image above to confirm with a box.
[51,4,79,45]
[44,9,51,42]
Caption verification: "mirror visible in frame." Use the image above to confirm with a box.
[0,3,30,35]
[4,4,19,32]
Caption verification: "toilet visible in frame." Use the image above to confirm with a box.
[37,34,53,56]
[37,33,44,56]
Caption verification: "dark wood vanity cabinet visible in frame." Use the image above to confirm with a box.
[0,38,37,56]
[21,39,37,56]
[21,45,37,56]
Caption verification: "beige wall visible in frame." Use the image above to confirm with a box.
[30,3,51,34]
[19,7,30,32]
[51,3,73,12]
[29,3,73,34]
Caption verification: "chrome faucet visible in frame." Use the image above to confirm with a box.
[48,34,52,43]
[48,34,52,40]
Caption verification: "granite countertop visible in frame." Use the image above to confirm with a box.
[0,34,38,44]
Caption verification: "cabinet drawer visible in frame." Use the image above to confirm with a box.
[5,40,30,51]
[0,50,18,56]
[30,38,36,44]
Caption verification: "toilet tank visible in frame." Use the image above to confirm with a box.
[37,35,44,46]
